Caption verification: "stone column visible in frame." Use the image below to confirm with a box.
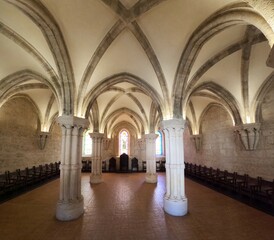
[161,118,188,216]
[144,133,158,183]
[89,132,104,183]
[56,115,89,221]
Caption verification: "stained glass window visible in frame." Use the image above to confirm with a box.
[156,131,162,155]
[82,131,92,156]
[119,130,129,155]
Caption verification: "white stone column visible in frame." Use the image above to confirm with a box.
[56,115,89,221]
[89,132,104,184]
[161,118,188,216]
[145,133,158,183]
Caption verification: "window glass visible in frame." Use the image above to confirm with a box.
[119,130,129,155]
[83,131,92,156]
[156,131,162,155]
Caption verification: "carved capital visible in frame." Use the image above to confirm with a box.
[190,134,202,152]
[235,123,261,150]
[38,131,50,150]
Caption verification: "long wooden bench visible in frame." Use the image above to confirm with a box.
[185,162,274,214]
[0,162,60,202]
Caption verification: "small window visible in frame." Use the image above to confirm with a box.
[119,129,129,155]
[82,131,92,156]
[156,131,162,155]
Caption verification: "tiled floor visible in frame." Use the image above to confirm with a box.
[0,173,274,240]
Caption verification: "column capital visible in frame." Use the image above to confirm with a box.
[161,118,185,129]
[89,132,105,139]
[38,131,50,150]
[235,123,261,150]
[57,115,89,129]
[144,133,158,140]
[190,134,202,152]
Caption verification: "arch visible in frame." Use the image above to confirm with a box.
[0,70,62,114]
[8,0,75,115]
[82,73,165,120]
[149,102,158,133]
[184,33,266,104]
[253,71,274,123]
[99,88,149,131]
[102,107,145,136]
[198,103,235,134]
[172,3,274,118]
[90,100,100,132]
[43,93,56,131]
[186,82,242,131]
[6,93,42,129]
[0,21,61,95]
[76,20,126,116]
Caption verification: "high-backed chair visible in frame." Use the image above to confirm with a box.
[102,160,106,172]
[131,157,139,172]
[120,153,129,172]
[109,157,116,172]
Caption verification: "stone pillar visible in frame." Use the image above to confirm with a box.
[161,118,188,216]
[89,132,104,183]
[144,133,158,183]
[56,115,89,221]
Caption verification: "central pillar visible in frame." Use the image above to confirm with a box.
[89,132,104,183]
[144,133,158,183]
[56,115,89,221]
[161,118,188,216]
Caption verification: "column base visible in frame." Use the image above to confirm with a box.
[164,196,188,216]
[145,173,157,183]
[90,174,103,184]
[56,196,84,221]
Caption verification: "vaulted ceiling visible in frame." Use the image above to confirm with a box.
[0,0,273,137]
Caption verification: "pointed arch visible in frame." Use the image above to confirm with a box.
[0,70,61,113]
[82,73,165,120]
[172,3,274,118]
[7,0,75,115]
[186,82,243,130]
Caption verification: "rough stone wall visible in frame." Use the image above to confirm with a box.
[184,100,274,181]
[0,98,61,174]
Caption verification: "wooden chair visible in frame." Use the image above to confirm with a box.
[131,158,139,172]
[109,157,116,172]
[120,153,129,172]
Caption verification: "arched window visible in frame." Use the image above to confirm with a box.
[82,131,92,156]
[156,131,163,155]
[119,129,129,155]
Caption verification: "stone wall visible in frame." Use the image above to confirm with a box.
[0,97,61,174]
[184,95,274,180]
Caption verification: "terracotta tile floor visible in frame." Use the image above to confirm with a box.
[0,173,274,240]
